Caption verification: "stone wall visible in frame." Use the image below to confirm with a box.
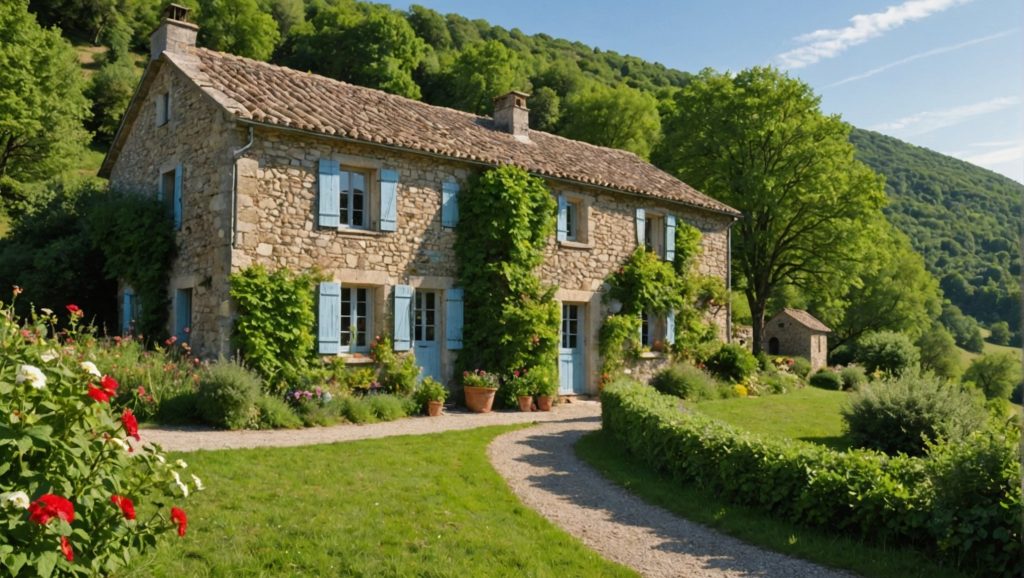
[107,62,236,355]
[764,316,829,371]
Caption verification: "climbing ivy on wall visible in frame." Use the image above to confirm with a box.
[455,165,559,404]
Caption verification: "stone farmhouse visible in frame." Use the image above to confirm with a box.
[100,6,741,395]
[764,308,831,371]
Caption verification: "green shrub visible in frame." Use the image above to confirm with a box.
[809,369,843,390]
[329,363,376,394]
[755,351,771,371]
[705,343,758,383]
[156,391,201,424]
[415,377,448,408]
[790,357,811,378]
[601,380,1022,576]
[650,363,720,400]
[196,360,262,430]
[839,366,868,391]
[92,335,200,422]
[761,372,799,395]
[367,394,409,421]
[372,336,419,396]
[842,375,987,457]
[254,395,303,429]
[856,331,920,377]
[963,352,1021,400]
[335,396,377,424]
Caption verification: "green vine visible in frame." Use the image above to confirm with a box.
[455,165,559,405]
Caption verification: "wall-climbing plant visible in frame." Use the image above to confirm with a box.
[455,165,559,404]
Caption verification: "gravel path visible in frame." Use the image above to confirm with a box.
[142,399,602,452]
[487,417,857,578]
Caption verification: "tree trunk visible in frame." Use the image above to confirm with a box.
[749,295,767,355]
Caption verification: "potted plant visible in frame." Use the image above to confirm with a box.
[415,377,448,417]
[462,369,499,413]
[530,368,558,412]
[507,369,534,412]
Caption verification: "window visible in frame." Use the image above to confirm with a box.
[641,311,668,351]
[557,195,588,244]
[160,169,175,216]
[414,291,437,342]
[561,304,579,349]
[341,287,372,352]
[340,168,369,229]
[156,91,170,126]
[565,201,578,241]
[174,288,192,344]
[644,214,664,256]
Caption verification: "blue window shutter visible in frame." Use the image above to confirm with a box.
[379,168,399,232]
[393,284,413,351]
[446,287,464,350]
[173,164,183,230]
[441,178,459,228]
[666,310,676,346]
[318,282,341,355]
[635,208,645,246]
[556,195,568,241]
[318,159,341,228]
[665,214,677,262]
[175,289,191,343]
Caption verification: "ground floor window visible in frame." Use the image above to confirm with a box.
[341,287,372,352]
[174,288,192,344]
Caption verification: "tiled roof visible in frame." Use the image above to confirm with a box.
[777,308,831,333]
[161,48,740,217]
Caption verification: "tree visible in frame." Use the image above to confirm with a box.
[443,40,529,114]
[989,321,1011,345]
[963,352,1022,400]
[0,1,90,189]
[529,86,560,132]
[655,67,886,353]
[915,324,962,380]
[561,83,661,159]
[197,0,280,61]
[86,56,141,146]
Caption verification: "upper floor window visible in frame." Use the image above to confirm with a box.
[340,168,370,230]
[156,91,170,126]
[317,160,398,232]
[159,165,183,230]
[636,209,676,262]
[557,194,589,244]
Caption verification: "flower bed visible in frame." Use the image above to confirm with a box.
[600,379,1023,577]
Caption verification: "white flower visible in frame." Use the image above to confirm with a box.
[172,471,189,497]
[154,454,166,464]
[107,437,131,452]
[191,474,204,491]
[40,308,53,316]
[40,350,59,363]
[80,361,102,378]
[175,459,188,469]
[1,491,30,510]
[16,365,46,389]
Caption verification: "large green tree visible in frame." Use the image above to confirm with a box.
[560,82,661,159]
[0,0,90,189]
[197,0,280,61]
[655,67,885,353]
[443,40,529,114]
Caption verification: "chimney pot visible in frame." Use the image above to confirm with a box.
[150,3,198,61]
[493,91,530,138]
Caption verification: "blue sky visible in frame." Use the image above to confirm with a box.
[393,0,1023,183]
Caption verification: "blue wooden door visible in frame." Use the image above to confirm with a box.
[559,304,585,394]
[414,290,441,382]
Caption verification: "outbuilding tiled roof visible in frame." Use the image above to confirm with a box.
[160,48,739,217]
[777,308,831,333]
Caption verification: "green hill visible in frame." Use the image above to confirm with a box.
[850,128,1021,331]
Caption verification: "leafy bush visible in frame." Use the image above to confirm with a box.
[790,357,811,379]
[839,366,868,391]
[156,392,201,425]
[196,360,262,429]
[335,396,376,424]
[601,380,1022,576]
[598,314,641,376]
[91,335,201,422]
[415,377,448,407]
[367,394,409,421]
[760,372,799,395]
[842,375,987,457]
[650,363,719,401]
[809,369,843,390]
[705,343,758,383]
[371,336,419,395]
[963,352,1021,400]
[254,395,302,429]
[855,331,920,377]
[0,301,199,576]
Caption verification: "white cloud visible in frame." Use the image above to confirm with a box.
[778,0,972,69]
[951,142,1024,183]
[962,143,1024,166]
[870,96,1021,135]
[826,29,1017,87]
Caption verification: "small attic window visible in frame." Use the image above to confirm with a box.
[156,92,170,126]
[778,322,785,328]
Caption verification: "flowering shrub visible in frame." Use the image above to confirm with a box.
[285,387,333,407]
[462,369,499,389]
[0,300,201,576]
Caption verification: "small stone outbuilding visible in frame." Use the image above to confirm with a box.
[764,309,830,371]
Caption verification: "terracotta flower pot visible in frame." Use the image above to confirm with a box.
[464,386,497,413]
[427,400,444,417]
[517,395,533,412]
[536,395,553,412]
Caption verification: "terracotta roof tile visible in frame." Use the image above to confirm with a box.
[777,308,831,333]
[164,48,740,217]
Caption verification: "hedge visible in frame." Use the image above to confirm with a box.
[600,380,1023,577]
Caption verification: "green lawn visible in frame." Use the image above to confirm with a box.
[576,430,970,578]
[125,425,635,577]
[694,386,852,450]
[957,328,1022,366]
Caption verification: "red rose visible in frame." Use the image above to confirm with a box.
[28,494,74,525]
[121,408,140,441]
[110,495,136,520]
[65,304,83,317]
[60,536,73,562]
[170,507,187,537]
[100,375,118,395]
[87,384,110,403]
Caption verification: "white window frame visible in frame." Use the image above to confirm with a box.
[340,167,374,230]
[644,213,665,257]
[341,286,373,353]
[641,311,667,350]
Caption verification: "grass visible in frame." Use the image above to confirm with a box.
[956,328,1022,366]
[125,425,636,577]
[694,386,852,450]
[575,429,970,578]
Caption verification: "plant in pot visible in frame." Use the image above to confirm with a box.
[462,369,499,413]
[507,369,534,412]
[415,377,448,417]
[529,367,558,411]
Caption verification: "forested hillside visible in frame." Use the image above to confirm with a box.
[851,128,1021,331]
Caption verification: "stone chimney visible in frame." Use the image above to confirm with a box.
[150,4,198,61]
[493,91,530,138]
